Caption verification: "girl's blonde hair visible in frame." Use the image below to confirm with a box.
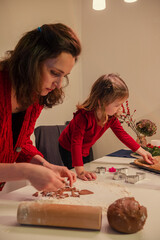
[77,74,129,116]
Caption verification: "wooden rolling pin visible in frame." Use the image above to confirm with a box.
[17,202,102,230]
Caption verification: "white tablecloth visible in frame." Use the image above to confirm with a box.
[0,156,160,240]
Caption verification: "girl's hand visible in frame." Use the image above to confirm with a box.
[136,147,154,164]
[77,171,97,181]
[75,166,97,181]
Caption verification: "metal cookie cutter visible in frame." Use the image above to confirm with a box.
[95,167,106,174]
[125,175,139,184]
[136,172,146,181]
[116,167,128,174]
[113,172,126,180]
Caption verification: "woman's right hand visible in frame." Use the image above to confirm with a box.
[46,164,76,187]
[0,162,69,192]
[30,155,76,189]
[26,164,66,192]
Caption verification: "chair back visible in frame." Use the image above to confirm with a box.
[34,125,66,166]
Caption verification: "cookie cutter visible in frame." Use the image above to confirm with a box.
[125,175,139,184]
[136,172,146,180]
[113,170,145,184]
[113,172,126,180]
[95,167,106,174]
[116,167,128,174]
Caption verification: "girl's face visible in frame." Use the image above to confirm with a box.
[104,98,127,116]
[40,52,75,96]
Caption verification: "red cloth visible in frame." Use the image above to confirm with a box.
[0,71,44,190]
[59,109,140,167]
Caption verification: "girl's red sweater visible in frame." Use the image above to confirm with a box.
[59,109,140,167]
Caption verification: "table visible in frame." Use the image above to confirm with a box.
[0,155,160,240]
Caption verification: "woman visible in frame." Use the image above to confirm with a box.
[0,23,81,191]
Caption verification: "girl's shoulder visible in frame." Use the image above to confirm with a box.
[73,109,94,119]
[68,109,94,132]
[107,116,121,126]
[108,115,117,122]
[72,109,95,128]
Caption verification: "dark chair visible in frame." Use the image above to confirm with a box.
[34,125,66,166]
[34,124,94,167]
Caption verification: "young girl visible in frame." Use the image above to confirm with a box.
[0,23,81,192]
[59,74,153,181]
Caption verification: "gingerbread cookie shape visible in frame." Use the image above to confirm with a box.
[33,186,94,199]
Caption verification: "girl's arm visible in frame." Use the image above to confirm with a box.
[70,111,96,181]
[110,118,154,164]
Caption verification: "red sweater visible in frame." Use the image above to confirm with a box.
[0,71,44,190]
[59,109,140,167]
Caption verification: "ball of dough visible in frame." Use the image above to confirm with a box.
[107,197,147,234]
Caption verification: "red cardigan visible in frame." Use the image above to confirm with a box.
[0,71,44,190]
[59,109,140,167]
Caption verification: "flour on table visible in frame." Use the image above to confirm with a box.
[35,175,132,213]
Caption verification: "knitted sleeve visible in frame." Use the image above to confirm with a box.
[110,117,140,152]
[16,104,44,163]
[71,110,88,167]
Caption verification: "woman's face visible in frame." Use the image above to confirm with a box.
[104,98,127,116]
[40,52,75,96]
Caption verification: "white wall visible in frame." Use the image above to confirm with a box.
[81,0,160,158]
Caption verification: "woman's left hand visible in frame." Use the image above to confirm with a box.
[136,147,154,164]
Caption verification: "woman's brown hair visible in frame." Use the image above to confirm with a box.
[1,23,81,108]
[77,74,129,116]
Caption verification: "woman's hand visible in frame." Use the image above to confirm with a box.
[136,147,154,164]
[47,164,76,187]
[75,166,97,181]
[30,155,76,189]
[0,160,75,192]
[23,164,67,192]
